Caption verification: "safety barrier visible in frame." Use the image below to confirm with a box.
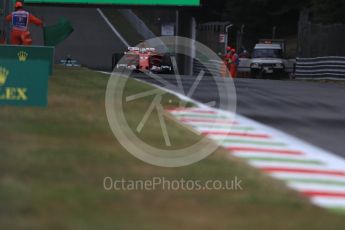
[0,45,54,107]
[194,58,296,78]
[295,57,345,79]
[193,58,251,77]
[193,59,222,76]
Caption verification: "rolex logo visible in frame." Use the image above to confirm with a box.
[0,67,9,86]
[18,51,28,62]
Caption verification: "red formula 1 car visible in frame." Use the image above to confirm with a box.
[112,47,172,74]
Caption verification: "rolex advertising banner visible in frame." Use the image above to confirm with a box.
[0,45,54,107]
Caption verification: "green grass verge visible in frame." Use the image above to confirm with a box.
[1,66,345,229]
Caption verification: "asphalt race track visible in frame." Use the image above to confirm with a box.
[27,6,126,70]
[133,74,345,159]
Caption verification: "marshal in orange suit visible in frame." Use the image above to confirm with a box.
[6,1,43,45]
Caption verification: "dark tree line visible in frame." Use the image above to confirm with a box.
[198,0,345,35]
[202,0,345,23]
[312,0,345,23]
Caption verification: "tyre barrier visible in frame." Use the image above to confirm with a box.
[296,57,345,79]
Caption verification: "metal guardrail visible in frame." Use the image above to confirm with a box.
[193,58,296,77]
[193,59,222,76]
[296,57,345,79]
[193,58,251,76]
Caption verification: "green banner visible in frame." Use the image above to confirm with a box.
[24,0,200,6]
[0,45,54,107]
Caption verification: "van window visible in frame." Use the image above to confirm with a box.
[253,49,283,58]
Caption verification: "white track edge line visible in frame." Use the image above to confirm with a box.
[125,75,345,171]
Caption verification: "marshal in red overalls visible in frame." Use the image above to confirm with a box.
[6,2,43,45]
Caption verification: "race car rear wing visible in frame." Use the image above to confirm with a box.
[128,47,156,52]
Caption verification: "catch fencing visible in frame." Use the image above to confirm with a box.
[196,22,231,55]
[295,57,345,79]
